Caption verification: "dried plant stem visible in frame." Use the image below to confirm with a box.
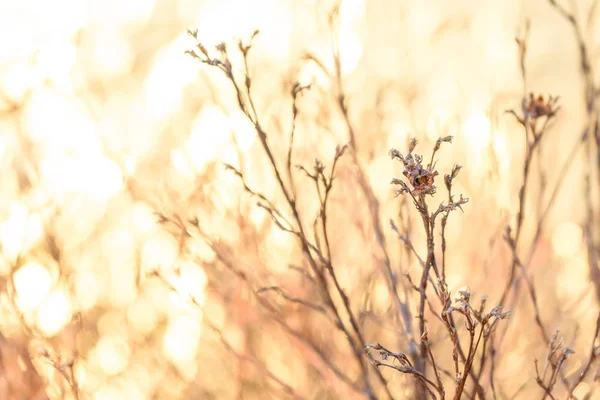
[314,8,416,354]
[416,202,453,398]
[187,33,396,399]
[498,126,543,308]
[566,312,600,398]
[454,326,484,400]
[330,38,414,342]
[477,20,562,396]
[424,333,445,399]
[548,0,600,302]
[387,138,497,400]
[156,272,307,399]
[243,67,384,400]
[475,104,582,400]
[366,343,444,399]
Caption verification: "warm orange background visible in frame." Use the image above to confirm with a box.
[0,0,597,399]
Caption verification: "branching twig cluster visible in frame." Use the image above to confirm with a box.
[185,26,395,399]
[158,1,600,398]
[373,137,508,400]
[534,330,574,400]
[37,347,80,400]
[548,0,600,304]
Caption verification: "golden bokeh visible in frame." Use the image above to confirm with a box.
[1,0,600,398]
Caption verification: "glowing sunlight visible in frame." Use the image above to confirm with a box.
[0,0,596,399]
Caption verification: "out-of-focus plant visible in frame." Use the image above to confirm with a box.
[371,137,511,400]
[171,1,600,399]
[181,24,396,399]
[4,0,600,399]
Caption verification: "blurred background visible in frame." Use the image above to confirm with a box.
[0,0,598,398]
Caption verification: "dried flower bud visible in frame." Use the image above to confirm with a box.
[434,135,453,152]
[389,137,462,199]
[389,148,402,160]
[216,42,227,53]
[523,93,561,119]
[564,348,575,356]
[479,295,488,314]
[458,290,471,302]
[314,159,325,174]
[483,305,511,324]
[408,137,417,153]
[37,347,50,358]
[197,43,209,57]
[335,143,348,159]
[451,164,462,179]
[187,28,198,39]
[444,174,452,191]
[395,185,409,197]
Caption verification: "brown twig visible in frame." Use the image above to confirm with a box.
[186,31,395,399]
[566,312,600,398]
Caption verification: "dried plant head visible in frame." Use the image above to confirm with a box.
[507,92,561,132]
[389,136,468,213]
[389,140,440,197]
[523,93,561,120]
